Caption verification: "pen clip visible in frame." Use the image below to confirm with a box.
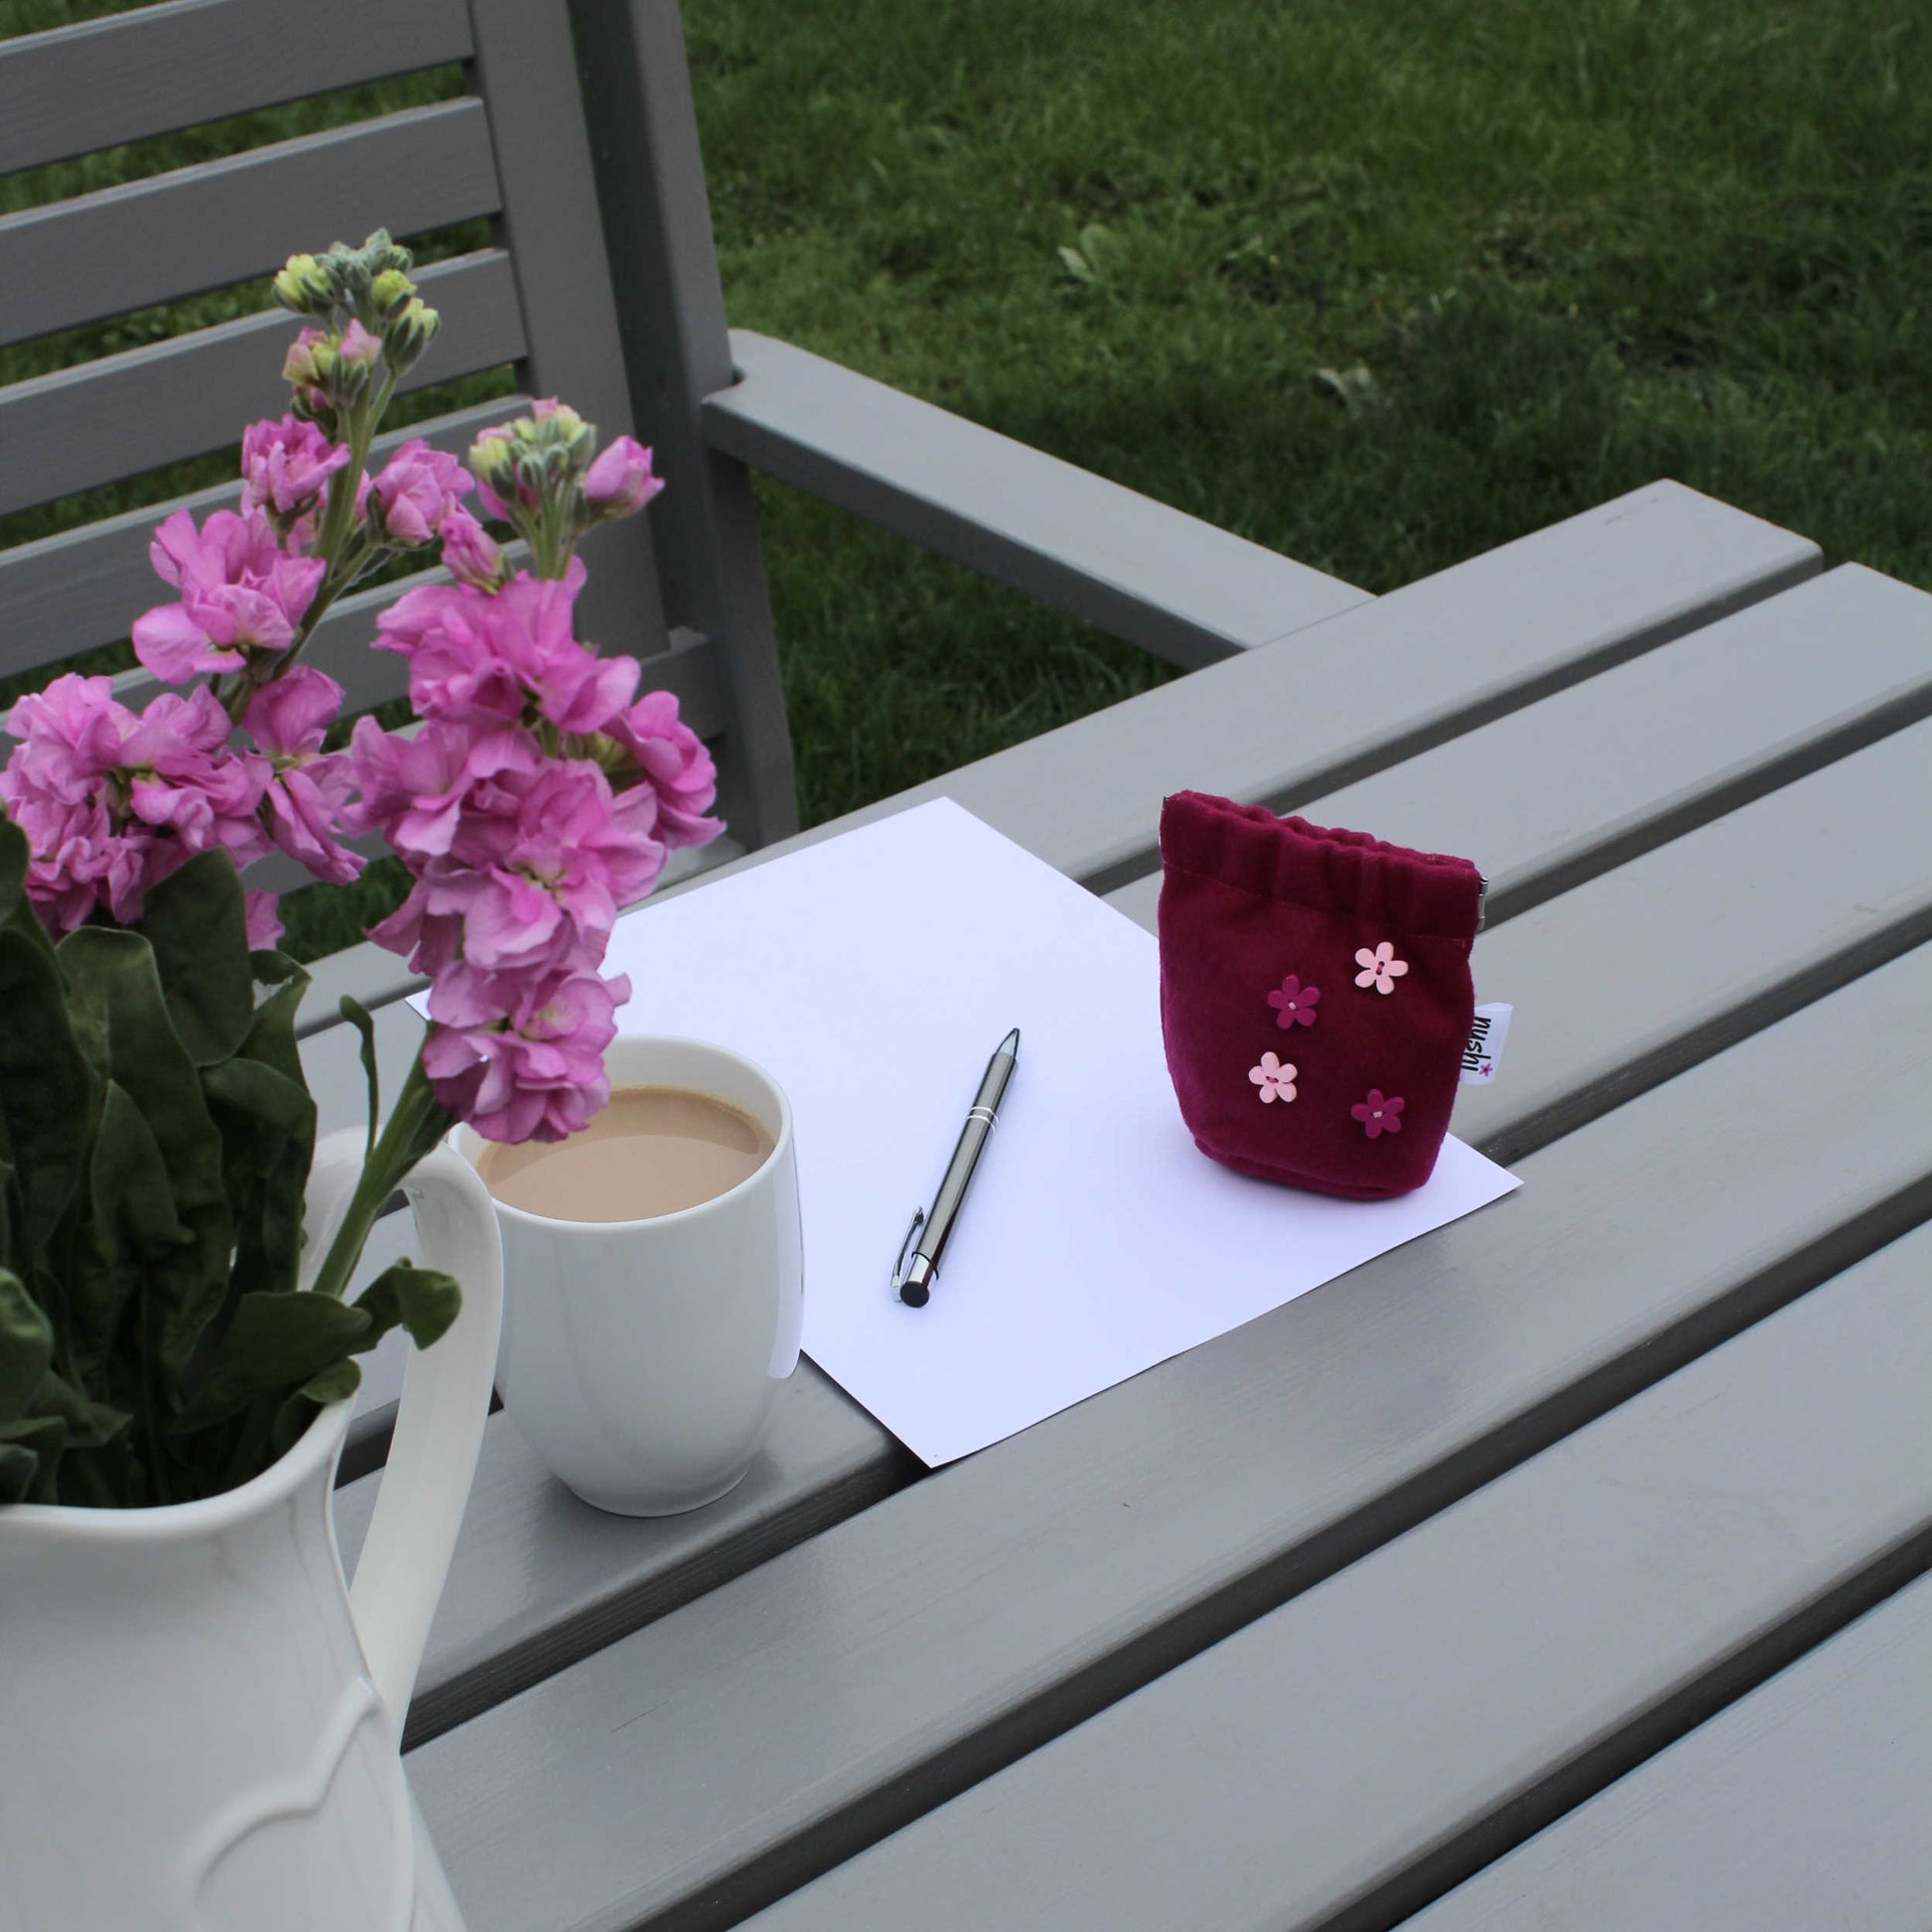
[890,1206,925,1295]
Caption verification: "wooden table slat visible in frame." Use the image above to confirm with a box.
[334,1366,909,1750]
[1102,560,1932,932]
[404,935,1932,1932]
[1402,1567,1932,1932]
[1449,712,1932,1161]
[744,1219,1932,1932]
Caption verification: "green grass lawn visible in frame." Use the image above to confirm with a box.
[5,0,1930,958]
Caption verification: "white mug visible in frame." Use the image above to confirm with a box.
[455,1035,803,1516]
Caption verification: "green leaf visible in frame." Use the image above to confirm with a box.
[202,1056,316,1307]
[268,1356,361,1461]
[57,928,233,1378]
[0,927,99,1262]
[32,1362,132,1449]
[0,1436,41,1504]
[250,948,307,987]
[173,1290,371,1431]
[0,1415,63,1503]
[0,1267,53,1424]
[70,1082,187,1377]
[57,930,226,1207]
[340,995,380,1161]
[13,1367,133,1504]
[202,1057,317,1161]
[354,1261,462,1351]
[0,819,55,960]
[302,1357,362,1403]
[134,851,254,1066]
[240,964,311,1086]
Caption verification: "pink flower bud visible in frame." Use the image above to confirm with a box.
[438,507,506,590]
[582,436,664,520]
[368,437,474,548]
[240,415,350,528]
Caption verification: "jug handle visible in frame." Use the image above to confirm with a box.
[307,1127,504,1725]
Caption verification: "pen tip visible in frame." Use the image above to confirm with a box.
[1001,1027,1021,1056]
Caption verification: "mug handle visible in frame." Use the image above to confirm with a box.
[306,1127,504,1725]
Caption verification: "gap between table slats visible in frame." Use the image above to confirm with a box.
[1398,1563,1932,1932]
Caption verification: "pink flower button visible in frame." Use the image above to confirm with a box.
[1266,973,1321,1030]
[1350,1090,1405,1138]
[1354,941,1409,995]
[1249,1052,1298,1103]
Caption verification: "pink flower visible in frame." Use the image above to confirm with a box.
[343,714,540,861]
[374,559,637,736]
[115,686,271,867]
[282,322,380,414]
[1,674,269,932]
[1353,941,1409,996]
[433,759,663,974]
[243,890,284,951]
[132,506,325,682]
[339,320,381,373]
[242,666,363,886]
[1266,973,1320,1030]
[368,437,474,547]
[438,507,506,591]
[373,581,523,723]
[583,436,664,519]
[1,673,125,803]
[421,957,630,1143]
[240,416,350,527]
[1249,1052,1297,1103]
[599,689,724,850]
[0,793,128,934]
[1350,1090,1405,1138]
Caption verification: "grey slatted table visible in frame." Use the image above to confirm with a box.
[297,490,1932,1931]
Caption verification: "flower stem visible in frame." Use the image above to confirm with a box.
[311,1053,454,1303]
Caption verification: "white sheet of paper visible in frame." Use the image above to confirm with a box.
[584,798,1521,1464]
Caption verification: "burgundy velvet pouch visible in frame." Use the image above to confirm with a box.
[1157,791,1483,1199]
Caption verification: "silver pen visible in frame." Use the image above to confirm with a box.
[893,1028,1021,1308]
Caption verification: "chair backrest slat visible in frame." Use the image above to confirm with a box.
[0,395,526,674]
[1,100,502,347]
[0,249,524,517]
[464,0,667,651]
[0,0,474,176]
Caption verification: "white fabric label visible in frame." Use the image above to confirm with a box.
[1459,1002,1513,1084]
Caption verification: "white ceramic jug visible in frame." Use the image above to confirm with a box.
[0,1129,503,1932]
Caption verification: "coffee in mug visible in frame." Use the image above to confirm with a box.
[474,1085,773,1223]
